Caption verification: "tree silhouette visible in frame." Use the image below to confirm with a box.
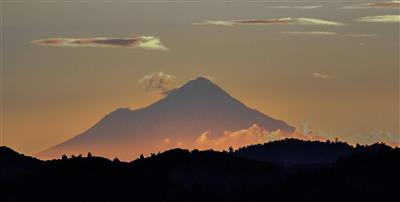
[228,146,234,154]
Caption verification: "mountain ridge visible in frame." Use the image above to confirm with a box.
[3,141,400,202]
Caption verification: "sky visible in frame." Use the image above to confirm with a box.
[1,0,399,155]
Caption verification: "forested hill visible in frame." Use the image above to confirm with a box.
[1,139,399,202]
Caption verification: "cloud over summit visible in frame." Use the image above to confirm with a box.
[139,72,177,96]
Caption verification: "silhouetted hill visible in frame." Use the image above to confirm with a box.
[234,139,354,165]
[0,146,42,180]
[131,148,286,190]
[1,141,399,201]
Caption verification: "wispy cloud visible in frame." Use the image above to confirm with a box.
[342,131,400,147]
[271,5,323,9]
[346,33,377,37]
[32,36,169,50]
[313,72,339,79]
[194,18,344,27]
[139,72,177,96]
[281,31,337,35]
[342,1,400,9]
[281,31,378,37]
[355,15,400,23]
[193,20,235,27]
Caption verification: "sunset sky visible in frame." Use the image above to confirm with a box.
[1,0,399,155]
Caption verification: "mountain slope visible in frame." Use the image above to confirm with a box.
[37,77,294,160]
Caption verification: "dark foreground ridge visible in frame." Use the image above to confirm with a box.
[1,139,399,202]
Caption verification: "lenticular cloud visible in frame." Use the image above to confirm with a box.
[32,36,168,50]
[194,18,343,27]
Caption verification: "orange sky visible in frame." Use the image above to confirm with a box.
[1,1,399,155]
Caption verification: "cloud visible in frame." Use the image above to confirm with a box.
[281,31,377,37]
[195,124,400,151]
[312,72,339,79]
[195,124,271,150]
[193,18,344,27]
[281,31,337,35]
[271,5,323,9]
[195,124,330,150]
[31,36,168,50]
[342,131,400,147]
[164,138,171,144]
[193,20,235,27]
[346,33,377,37]
[355,15,400,23]
[139,72,177,96]
[342,1,400,9]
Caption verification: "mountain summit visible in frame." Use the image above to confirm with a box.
[38,77,294,160]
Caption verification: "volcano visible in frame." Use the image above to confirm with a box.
[37,77,294,160]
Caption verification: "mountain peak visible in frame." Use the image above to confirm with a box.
[164,76,230,103]
[192,76,213,83]
[181,76,215,88]
[168,76,222,96]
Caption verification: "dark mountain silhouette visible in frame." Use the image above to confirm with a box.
[1,140,399,202]
[0,147,42,180]
[235,138,354,165]
[38,77,294,160]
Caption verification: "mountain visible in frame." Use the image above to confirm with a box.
[37,77,294,160]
